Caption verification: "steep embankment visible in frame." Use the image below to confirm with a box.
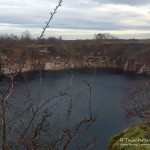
[29,41,150,74]
[0,40,150,75]
[43,41,150,74]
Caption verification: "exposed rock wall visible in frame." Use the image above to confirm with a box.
[124,59,150,74]
[0,56,150,75]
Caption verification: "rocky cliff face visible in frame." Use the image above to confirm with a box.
[124,59,150,74]
[44,56,123,70]
[124,59,137,72]
[1,55,150,75]
[0,42,150,75]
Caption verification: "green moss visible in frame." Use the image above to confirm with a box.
[108,122,150,150]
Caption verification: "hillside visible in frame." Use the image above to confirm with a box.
[0,39,150,75]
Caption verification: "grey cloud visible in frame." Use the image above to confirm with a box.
[0,0,150,34]
[50,10,129,30]
[94,0,150,6]
[1,4,150,31]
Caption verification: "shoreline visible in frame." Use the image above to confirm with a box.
[1,67,149,81]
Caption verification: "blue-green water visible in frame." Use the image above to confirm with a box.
[1,69,148,149]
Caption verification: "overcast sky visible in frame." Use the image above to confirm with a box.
[0,0,150,39]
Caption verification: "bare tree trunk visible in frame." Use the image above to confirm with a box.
[2,98,7,150]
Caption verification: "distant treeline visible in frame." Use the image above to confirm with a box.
[0,31,63,48]
[0,31,150,61]
[0,31,126,48]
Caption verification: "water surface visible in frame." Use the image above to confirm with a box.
[1,69,148,149]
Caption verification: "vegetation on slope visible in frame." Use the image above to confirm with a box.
[108,122,150,150]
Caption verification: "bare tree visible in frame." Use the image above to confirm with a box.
[120,80,150,122]
[0,0,98,149]
[94,33,117,40]
[21,30,32,40]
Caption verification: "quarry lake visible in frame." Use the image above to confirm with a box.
[0,68,149,149]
